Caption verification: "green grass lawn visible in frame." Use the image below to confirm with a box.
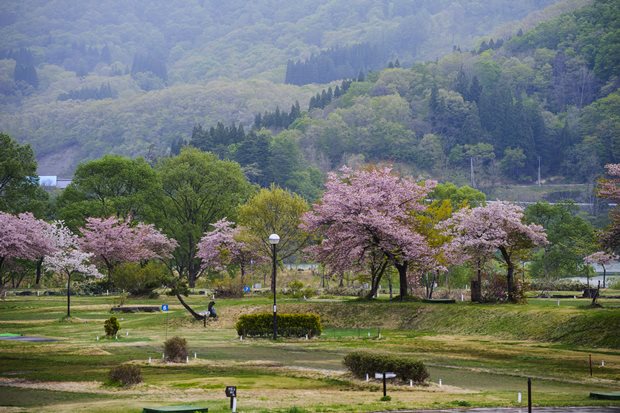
[0,294,619,412]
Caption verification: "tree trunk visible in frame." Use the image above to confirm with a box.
[66,271,71,318]
[365,260,388,299]
[175,293,205,321]
[499,247,516,303]
[35,258,44,286]
[602,265,606,288]
[395,262,408,300]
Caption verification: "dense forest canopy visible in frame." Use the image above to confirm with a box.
[0,0,582,176]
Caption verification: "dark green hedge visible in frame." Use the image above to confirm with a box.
[343,351,429,383]
[236,313,322,338]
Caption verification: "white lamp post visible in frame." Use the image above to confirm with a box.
[268,233,280,339]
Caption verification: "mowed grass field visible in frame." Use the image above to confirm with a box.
[0,293,619,412]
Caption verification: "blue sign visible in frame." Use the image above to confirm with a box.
[243,286,251,293]
[161,304,169,312]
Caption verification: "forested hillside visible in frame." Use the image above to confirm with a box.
[0,0,579,175]
[231,0,619,189]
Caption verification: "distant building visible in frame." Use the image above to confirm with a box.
[39,176,72,189]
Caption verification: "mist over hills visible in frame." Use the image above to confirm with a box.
[0,0,606,181]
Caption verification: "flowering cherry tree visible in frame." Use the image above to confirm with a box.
[196,219,262,286]
[302,167,436,300]
[596,164,620,253]
[441,201,547,302]
[43,222,102,317]
[584,251,617,288]
[80,217,177,285]
[0,212,56,289]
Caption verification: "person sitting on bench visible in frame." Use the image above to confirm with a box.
[207,301,217,319]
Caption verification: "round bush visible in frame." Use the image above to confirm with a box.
[109,364,142,386]
[164,336,188,362]
[343,351,429,384]
[104,316,120,337]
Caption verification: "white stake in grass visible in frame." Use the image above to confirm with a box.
[438,378,442,387]
[365,373,369,382]
[409,379,413,387]
[194,352,197,359]
[148,357,151,364]
[518,392,522,403]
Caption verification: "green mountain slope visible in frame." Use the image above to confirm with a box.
[0,0,573,175]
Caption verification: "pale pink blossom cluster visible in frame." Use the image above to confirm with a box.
[584,251,617,266]
[597,163,620,202]
[196,218,263,272]
[0,212,56,266]
[79,217,177,274]
[441,201,548,258]
[43,221,102,279]
[302,167,437,289]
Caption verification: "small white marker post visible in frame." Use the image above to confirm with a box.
[601,360,605,367]
[194,352,197,359]
[409,379,413,387]
[186,356,189,363]
[148,357,151,364]
[115,335,118,340]
[367,332,370,337]
[305,334,308,340]
[557,299,560,306]
[461,293,464,302]
[239,335,243,341]
[126,331,129,337]
[438,378,442,387]
[162,353,165,360]
[365,373,369,382]
[518,392,522,403]
[96,336,99,341]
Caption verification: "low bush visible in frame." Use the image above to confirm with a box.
[236,313,322,338]
[322,286,366,297]
[164,336,188,362]
[482,275,526,303]
[108,364,142,386]
[104,316,120,337]
[112,262,170,297]
[530,279,587,291]
[343,351,429,384]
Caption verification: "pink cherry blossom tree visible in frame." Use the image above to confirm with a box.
[0,212,56,289]
[43,221,102,317]
[441,201,547,303]
[80,217,177,286]
[196,219,263,288]
[302,167,436,300]
[584,251,617,288]
[596,164,620,254]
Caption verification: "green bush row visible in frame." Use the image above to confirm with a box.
[236,313,322,338]
[343,351,429,383]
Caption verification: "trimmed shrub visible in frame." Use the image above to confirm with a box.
[104,316,120,337]
[109,364,142,386]
[236,313,321,338]
[164,336,188,362]
[343,351,429,384]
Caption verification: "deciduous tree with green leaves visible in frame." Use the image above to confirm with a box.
[154,147,252,288]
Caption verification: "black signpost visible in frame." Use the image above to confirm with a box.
[225,386,237,412]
